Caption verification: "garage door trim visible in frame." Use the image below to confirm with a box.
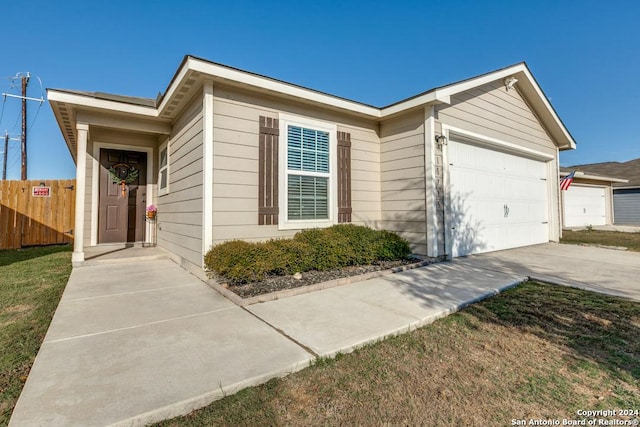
[446,126,555,161]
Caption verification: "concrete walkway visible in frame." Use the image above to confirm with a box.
[248,262,524,357]
[9,259,312,426]
[9,243,640,425]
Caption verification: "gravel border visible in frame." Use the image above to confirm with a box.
[206,259,431,306]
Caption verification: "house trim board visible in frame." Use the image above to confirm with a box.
[423,106,438,257]
[202,81,214,261]
[443,125,555,161]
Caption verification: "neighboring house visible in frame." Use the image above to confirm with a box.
[48,56,576,278]
[559,169,627,227]
[566,159,640,225]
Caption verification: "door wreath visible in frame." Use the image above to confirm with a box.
[108,163,139,197]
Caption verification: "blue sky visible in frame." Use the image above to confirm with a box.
[1,0,638,179]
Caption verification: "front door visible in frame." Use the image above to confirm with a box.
[98,149,147,244]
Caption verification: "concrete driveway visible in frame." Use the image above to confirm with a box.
[456,243,640,301]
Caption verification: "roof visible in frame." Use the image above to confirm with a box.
[50,89,157,108]
[559,167,629,184]
[48,55,577,160]
[564,159,640,188]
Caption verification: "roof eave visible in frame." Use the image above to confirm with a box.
[560,170,629,183]
[48,89,159,117]
[159,56,382,119]
[48,89,170,162]
[49,57,577,153]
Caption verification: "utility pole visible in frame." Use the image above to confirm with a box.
[1,73,43,180]
[21,74,29,180]
[2,131,8,180]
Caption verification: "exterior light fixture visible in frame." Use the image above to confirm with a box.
[504,76,518,91]
[435,135,447,145]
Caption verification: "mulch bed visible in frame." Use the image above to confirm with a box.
[215,259,419,298]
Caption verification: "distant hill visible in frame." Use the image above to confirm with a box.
[563,158,640,187]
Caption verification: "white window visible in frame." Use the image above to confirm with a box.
[158,140,169,195]
[279,114,337,229]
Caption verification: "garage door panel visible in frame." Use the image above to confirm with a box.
[449,139,549,257]
[613,189,640,225]
[450,170,502,198]
[563,186,606,227]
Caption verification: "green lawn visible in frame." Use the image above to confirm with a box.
[0,245,72,425]
[156,281,640,426]
[561,229,640,251]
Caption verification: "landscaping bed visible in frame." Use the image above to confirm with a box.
[215,258,420,298]
[205,224,417,299]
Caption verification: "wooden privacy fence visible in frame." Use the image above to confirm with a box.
[0,179,75,249]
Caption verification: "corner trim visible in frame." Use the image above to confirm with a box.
[202,81,214,261]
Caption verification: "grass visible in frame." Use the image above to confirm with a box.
[0,245,72,425]
[156,281,640,426]
[561,229,640,252]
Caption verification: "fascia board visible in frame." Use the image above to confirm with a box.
[519,67,576,150]
[156,58,192,114]
[187,58,381,118]
[380,91,444,117]
[561,171,629,183]
[48,90,158,117]
[379,65,529,118]
[48,100,76,160]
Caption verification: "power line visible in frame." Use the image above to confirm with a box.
[0,72,46,180]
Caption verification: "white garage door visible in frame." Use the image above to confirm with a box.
[448,139,549,257]
[563,185,606,227]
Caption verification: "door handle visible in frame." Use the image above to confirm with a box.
[504,204,510,218]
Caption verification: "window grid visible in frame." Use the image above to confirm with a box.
[286,125,330,221]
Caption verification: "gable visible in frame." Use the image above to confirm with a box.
[435,80,557,156]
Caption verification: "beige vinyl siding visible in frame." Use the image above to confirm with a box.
[157,96,204,269]
[211,85,381,245]
[380,110,427,255]
[436,80,556,156]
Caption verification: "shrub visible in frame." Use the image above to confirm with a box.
[376,230,411,260]
[263,238,314,276]
[295,227,354,270]
[204,224,411,284]
[203,240,263,283]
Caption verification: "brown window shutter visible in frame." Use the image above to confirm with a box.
[337,131,352,223]
[258,116,279,225]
